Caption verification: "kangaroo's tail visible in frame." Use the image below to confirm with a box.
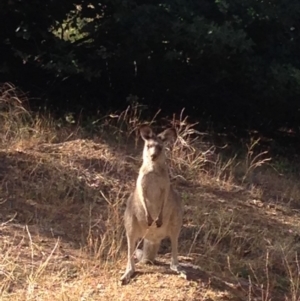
[136,239,160,264]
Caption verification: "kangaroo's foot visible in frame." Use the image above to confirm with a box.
[120,268,135,285]
[170,263,186,275]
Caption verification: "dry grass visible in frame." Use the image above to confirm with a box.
[1,83,300,301]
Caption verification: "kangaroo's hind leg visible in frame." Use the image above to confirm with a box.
[120,232,138,284]
[168,204,186,275]
[120,211,140,285]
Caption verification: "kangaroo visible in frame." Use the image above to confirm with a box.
[120,125,185,285]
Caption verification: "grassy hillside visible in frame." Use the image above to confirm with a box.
[0,84,300,301]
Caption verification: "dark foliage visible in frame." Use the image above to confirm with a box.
[1,0,300,132]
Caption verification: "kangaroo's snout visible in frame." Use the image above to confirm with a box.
[149,144,162,161]
[145,140,163,162]
[150,153,157,161]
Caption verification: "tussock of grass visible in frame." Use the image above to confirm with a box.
[1,83,300,300]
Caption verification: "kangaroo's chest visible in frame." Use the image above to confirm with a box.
[142,171,168,196]
[137,170,169,213]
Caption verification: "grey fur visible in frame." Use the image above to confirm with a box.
[120,125,184,285]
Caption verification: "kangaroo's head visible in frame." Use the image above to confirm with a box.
[140,125,176,164]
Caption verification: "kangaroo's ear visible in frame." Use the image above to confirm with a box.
[157,128,177,144]
[140,125,154,141]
